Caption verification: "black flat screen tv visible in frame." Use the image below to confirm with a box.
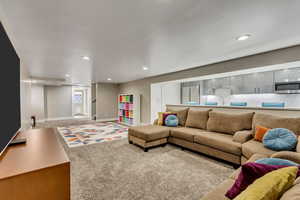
[0,21,21,156]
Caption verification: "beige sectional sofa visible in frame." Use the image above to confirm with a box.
[128,106,300,165]
[128,106,300,199]
[201,153,300,200]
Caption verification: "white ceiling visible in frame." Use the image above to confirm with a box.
[1,0,300,84]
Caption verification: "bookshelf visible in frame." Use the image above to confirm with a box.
[118,94,140,126]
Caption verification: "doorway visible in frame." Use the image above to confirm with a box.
[72,86,91,119]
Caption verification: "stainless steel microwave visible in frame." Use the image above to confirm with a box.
[275,81,300,94]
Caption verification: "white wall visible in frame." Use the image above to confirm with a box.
[151,84,162,123]
[150,82,181,122]
[31,85,45,120]
[161,82,181,110]
[20,62,32,129]
[31,85,93,120]
[45,86,72,119]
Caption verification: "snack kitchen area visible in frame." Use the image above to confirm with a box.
[151,61,300,122]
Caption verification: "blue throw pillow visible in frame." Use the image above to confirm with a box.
[255,158,298,166]
[263,128,297,151]
[165,114,178,127]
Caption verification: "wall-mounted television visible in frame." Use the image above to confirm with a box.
[0,21,21,156]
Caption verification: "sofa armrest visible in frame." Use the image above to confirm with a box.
[297,136,300,153]
[153,119,158,125]
[271,151,300,164]
[233,130,253,143]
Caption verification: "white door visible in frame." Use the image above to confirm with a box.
[72,86,91,118]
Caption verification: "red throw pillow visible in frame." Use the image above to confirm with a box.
[225,162,300,199]
[162,113,177,126]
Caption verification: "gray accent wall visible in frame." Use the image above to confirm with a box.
[45,86,73,119]
[96,83,119,120]
[119,45,300,124]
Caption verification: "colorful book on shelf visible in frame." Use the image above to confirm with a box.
[129,103,133,110]
[118,94,138,125]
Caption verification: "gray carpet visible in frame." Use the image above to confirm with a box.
[38,120,234,200]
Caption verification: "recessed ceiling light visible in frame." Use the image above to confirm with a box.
[143,66,149,71]
[237,34,251,41]
[65,74,70,77]
[107,78,112,81]
[82,56,90,61]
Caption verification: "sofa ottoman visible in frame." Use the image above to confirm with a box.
[128,125,170,152]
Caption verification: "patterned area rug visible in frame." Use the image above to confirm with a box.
[58,122,128,148]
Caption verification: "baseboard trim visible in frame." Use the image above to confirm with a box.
[139,122,151,126]
[43,117,76,122]
[37,117,118,123]
[96,118,118,122]
[21,120,31,130]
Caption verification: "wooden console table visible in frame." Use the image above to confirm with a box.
[0,128,70,200]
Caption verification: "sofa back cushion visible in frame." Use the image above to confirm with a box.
[207,111,254,135]
[166,107,189,126]
[280,177,300,200]
[185,109,211,129]
[253,113,300,136]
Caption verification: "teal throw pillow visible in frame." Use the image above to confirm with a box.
[165,114,178,127]
[255,158,298,166]
[263,128,297,151]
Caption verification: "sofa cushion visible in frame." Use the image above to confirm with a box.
[166,107,189,126]
[297,136,300,153]
[234,167,297,200]
[128,125,170,142]
[194,131,242,156]
[280,179,300,200]
[233,130,253,144]
[200,179,233,200]
[207,111,254,135]
[242,139,276,159]
[272,151,300,165]
[170,127,205,142]
[185,109,211,130]
[252,113,300,136]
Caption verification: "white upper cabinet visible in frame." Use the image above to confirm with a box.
[202,71,274,95]
[274,67,300,83]
[203,77,230,95]
[256,71,274,93]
